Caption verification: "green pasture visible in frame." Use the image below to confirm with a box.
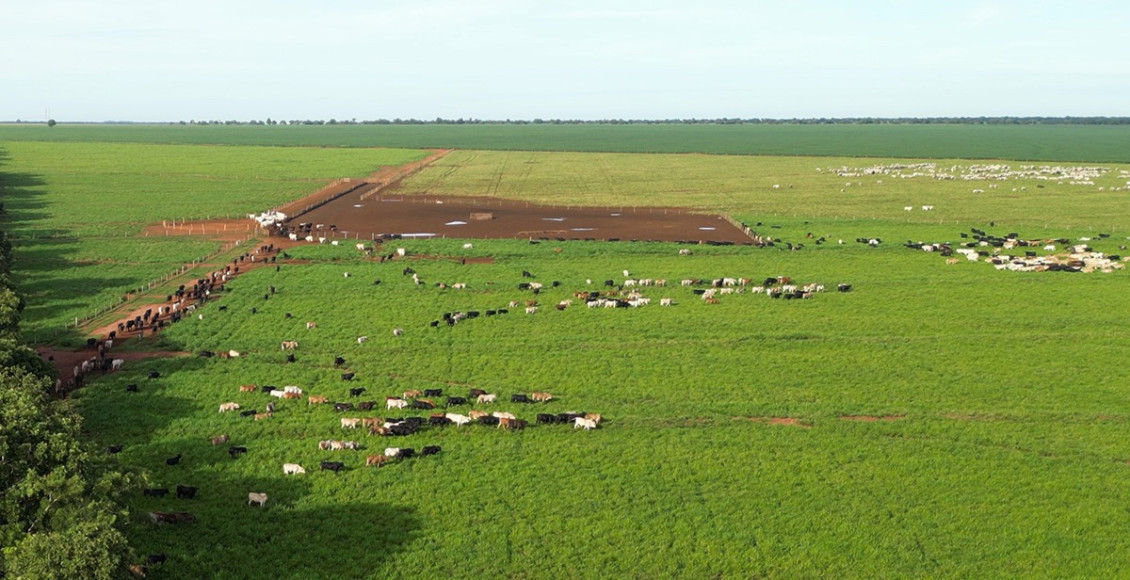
[399,150,1130,234]
[77,237,1130,578]
[4,122,1130,162]
[0,141,425,343]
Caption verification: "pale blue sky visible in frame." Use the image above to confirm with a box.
[2,0,1127,122]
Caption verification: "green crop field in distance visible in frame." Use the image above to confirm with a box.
[3,122,1130,162]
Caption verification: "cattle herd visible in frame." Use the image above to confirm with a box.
[903,228,1128,273]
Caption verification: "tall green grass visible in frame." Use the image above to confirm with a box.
[75,237,1130,578]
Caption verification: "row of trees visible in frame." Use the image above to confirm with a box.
[171,116,1130,127]
[0,173,133,577]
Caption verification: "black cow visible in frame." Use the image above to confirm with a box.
[558,412,585,423]
[837,283,852,292]
[286,353,296,363]
[522,270,534,278]
[146,553,168,566]
[421,445,441,456]
[423,388,442,397]
[175,485,197,499]
[398,448,416,459]
[410,400,435,410]
[429,416,452,427]
[389,424,416,437]
[240,409,258,417]
[536,413,558,425]
[198,350,215,358]
[445,396,466,407]
[143,488,169,497]
[228,446,248,458]
[511,394,531,403]
[107,444,123,454]
[349,387,365,397]
[148,370,160,380]
[320,461,345,472]
[357,401,375,411]
[333,402,355,412]
[479,415,500,426]
[341,372,355,381]
[468,388,487,398]
[334,356,346,367]
[165,454,182,466]
[260,385,275,393]
[125,384,139,393]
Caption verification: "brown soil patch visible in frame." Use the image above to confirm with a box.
[839,415,905,422]
[289,192,753,244]
[738,416,811,428]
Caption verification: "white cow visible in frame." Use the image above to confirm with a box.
[218,402,240,413]
[248,492,268,507]
[476,393,496,404]
[574,417,598,430]
[357,336,368,344]
[386,398,408,410]
[284,385,302,394]
[282,463,306,475]
[445,413,471,426]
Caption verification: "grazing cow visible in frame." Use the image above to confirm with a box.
[280,340,298,351]
[333,402,356,412]
[254,412,273,421]
[384,447,403,458]
[269,389,286,398]
[282,391,301,400]
[536,413,558,425]
[385,398,407,410]
[129,564,148,578]
[260,385,275,393]
[143,488,169,497]
[125,383,139,393]
[306,321,317,330]
[166,454,182,466]
[111,359,125,371]
[423,388,443,397]
[492,411,516,420]
[210,435,229,446]
[239,409,258,417]
[308,396,328,405]
[531,391,554,403]
[283,463,306,475]
[366,454,390,467]
[468,410,490,421]
[228,446,248,458]
[445,396,467,407]
[356,336,368,344]
[175,485,197,499]
[429,415,452,427]
[219,402,241,413]
[398,448,416,458]
[584,413,602,424]
[334,356,346,367]
[341,372,356,381]
[403,389,422,398]
[107,444,124,454]
[392,328,403,336]
[476,393,496,404]
[286,353,296,363]
[320,461,345,473]
[479,415,501,426]
[574,417,598,430]
[341,417,361,429]
[247,492,268,507]
[445,413,471,426]
[148,511,196,524]
[284,385,302,394]
[421,445,441,456]
[498,417,528,430]
[410,399,436,410]
[468,388,487,398]
[239,384,257,392]
[148,370,160,380]
[356,401,374,410]
[146,553,168,566]
[348,387,365,397]
[511,394,531,403]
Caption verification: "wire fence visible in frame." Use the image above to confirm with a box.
[65,231,261,331]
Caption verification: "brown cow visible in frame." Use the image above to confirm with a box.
[308,396,328,405]
[210,434,229,446]
[531,391,554,402]
[366,454,389,467]
[253,412,273,421]
[282,392,301,400]
[403,389,422,398]
[468,410,490,421]
[239,384,257,392]
[368,425,390,437]
[498,417,528,430]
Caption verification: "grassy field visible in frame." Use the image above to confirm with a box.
[0,141,426,343]
[3,132,1130,577]
[78,237,1130,578]
[4,122,1130,162]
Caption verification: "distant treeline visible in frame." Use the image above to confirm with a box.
[8,116,1129,126]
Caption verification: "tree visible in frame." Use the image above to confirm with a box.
[46,119,56,128]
